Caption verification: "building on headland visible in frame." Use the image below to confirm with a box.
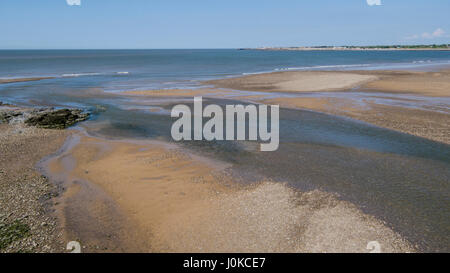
[240,44,450,51]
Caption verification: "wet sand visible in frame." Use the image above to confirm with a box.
[125,69,450,144]
[0,77,55,85]
[43,133,414,253]
[3,68,447,253]
[361,70,450,97]
[260,97,450,144]
[207,69,450,97]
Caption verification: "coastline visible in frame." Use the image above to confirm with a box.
[205,69,450,96]
[243,47,450,51]
[1,66,449,253]
[126,68,450,144]
[0,99,421,253]
[0,122,70,253]
[0,104,89,252]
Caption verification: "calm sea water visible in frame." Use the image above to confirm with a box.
[1,49,450,91]
[1,50,449,251]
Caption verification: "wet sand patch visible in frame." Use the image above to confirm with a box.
[124,88,226,97]
[44,134,414,252]
[361,70,450,97]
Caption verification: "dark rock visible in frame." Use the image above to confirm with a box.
[1,106,89,128]
[0,111,22,123]
[25,109,90,129]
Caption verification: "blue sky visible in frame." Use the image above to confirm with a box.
[0,0,449,49]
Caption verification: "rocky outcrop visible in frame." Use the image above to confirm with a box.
[25,109,89,129]
[0,107,89,129]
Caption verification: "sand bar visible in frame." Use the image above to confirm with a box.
[0,77,55,84]
[122,69,450,144]
[206,69,450,97]
[206,71,378,93]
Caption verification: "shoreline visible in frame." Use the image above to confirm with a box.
[0,77,55,85]
[208,69,450,144]
[125,68,450,144]
[2,104,441,252]
[0,122,70,253]
[1,66,448,252]
[205,69,450,97]
[40,131,415,253]
[243,47,450,51]
[0,105,89,252]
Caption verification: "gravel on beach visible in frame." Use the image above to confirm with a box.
[0,122,70,253]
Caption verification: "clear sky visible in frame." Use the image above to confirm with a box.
[1,0,449,49]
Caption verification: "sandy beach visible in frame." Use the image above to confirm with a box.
[252,70,450,144]
[42,133,413,253]
[1,66,449,253]
[28,68,448,252]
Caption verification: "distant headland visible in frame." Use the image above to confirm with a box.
[240,44,450,51]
